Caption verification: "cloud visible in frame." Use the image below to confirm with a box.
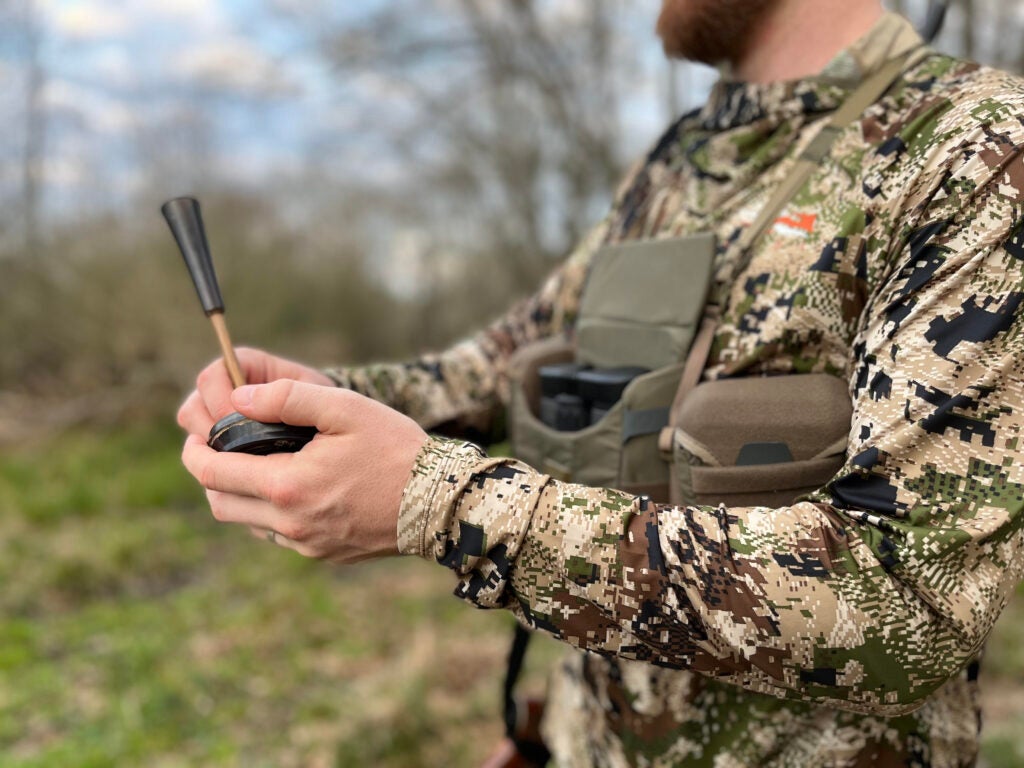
[87,46,137,90]
[538,0,591,26]
[45,155,87,186]
[174,38,299,98]
[41,78,135,134]
[42,0,229,41]
[43,1,133,41]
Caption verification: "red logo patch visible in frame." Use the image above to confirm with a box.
[775,212,817,234]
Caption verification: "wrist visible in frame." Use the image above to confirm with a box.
[397,435,488,558]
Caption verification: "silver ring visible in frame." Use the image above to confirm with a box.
[266,529,278,544]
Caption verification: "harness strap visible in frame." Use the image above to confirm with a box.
[725,49,921,292]
[503,623,550,765]
[660,305,721,455]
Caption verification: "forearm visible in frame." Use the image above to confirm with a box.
[325,338,504,436]
[325,220,606,434]
[398,436,988,716]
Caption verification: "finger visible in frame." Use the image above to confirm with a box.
[197,348,282,424]
[206,488,279,529]
[197,357,238,424]
[235,347,326,387]
[182,434,285,500]
[231,380,355,432]
[247,524,308,556]
[177,390,215,437]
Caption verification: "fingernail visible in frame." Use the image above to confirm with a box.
[233,385,256,407]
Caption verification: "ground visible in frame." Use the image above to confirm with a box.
[0,423,1021,767]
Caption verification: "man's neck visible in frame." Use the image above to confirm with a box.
[734,0,885,83]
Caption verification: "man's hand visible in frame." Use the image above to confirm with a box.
[181,380,428,563]
[178,347,334,438]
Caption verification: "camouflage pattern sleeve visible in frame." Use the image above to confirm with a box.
[323,220,611,437]
[397,93,1024,716]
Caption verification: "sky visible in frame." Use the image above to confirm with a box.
[5,0,340,211]
[2,0,715,225]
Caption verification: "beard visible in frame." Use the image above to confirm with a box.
[656,0,778,66]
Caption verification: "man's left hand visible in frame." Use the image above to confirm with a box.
[182,380,428,563]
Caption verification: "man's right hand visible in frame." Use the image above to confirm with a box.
[177,347,334,438]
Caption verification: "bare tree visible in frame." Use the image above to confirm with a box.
[0,0,49,257]
[275,0,632,310]
[960,0,976,61]
[20,0,47,258]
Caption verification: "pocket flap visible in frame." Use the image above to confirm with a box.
[577,235,715,369]
[677,374,851,466]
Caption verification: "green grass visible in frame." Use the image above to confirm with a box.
[1,423,1022,766]
[0,423,548,767]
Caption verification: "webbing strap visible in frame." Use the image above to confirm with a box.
[622,408,671,444]
[502,623,551,765]
[504,623,532,738]
[672,307,719,424]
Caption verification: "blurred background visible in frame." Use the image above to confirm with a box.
[2,0,1024,765]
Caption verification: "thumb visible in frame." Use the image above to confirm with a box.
[231,380,345,432]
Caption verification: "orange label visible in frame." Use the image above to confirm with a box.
[775,212,817,233]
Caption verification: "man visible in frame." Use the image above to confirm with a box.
[178,0,1024,765]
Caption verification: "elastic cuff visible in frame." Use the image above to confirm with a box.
[397,435,486,558]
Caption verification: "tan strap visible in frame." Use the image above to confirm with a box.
[658,305,719,455]
[732,50,920,264]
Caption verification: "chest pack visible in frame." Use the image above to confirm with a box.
[507,231,853,507]
[508,51,919,507]
[509,233,715,502]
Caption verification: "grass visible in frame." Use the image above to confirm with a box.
[0,422,1021,766]
[0,422,554,767]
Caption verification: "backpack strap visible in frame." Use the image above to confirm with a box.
[722,48,923,298]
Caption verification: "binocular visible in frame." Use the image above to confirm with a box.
[538,364,647,431]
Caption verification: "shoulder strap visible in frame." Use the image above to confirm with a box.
[728,49,922,285]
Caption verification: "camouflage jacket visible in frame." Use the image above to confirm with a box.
[328,13,1024,767]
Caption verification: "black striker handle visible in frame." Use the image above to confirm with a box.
[161,196,245,388]
[161,197,224,316]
